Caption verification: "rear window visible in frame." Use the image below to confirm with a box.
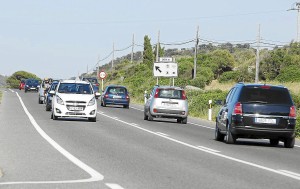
[108,87,127,94]
[158,89,182,99]
[239,86,293,105]
[83,78,98,84]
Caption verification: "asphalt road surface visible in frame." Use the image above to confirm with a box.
[0,89,300,189]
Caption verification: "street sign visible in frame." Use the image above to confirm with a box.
[99,71,106,79]
[153,62,178,77]
[159,57,173,62]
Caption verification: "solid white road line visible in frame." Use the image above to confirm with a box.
[106,183,125,189]
[197,146,220,153]
[295,145,300,148]
[8,89,15,93]
[156,132,169,137]
[188,122,214,130]
[0,93,104,185]
[129,106,143,111]
[97,111,300,181]
[278,170,300,179]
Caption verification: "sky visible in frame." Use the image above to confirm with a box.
[0,0,298,79]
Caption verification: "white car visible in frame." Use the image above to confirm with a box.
[50,80,100,122]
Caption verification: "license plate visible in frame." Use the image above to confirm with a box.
[255,118,276,124]
[113,96,122,99]
[30,87,36,90]
[69,107,83,111]
[162,103,176,107]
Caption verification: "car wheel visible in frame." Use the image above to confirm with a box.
[177,119,181,123]
[103,101,106,107]
[269,139,279,146]
[181,118,187,124]
[225,125,236,144]
[123,105,129,109]
[215,124,225,141]
[52,112,58,120]
[46,104,51,111]
[100,100,103,107]
[88,117,97,122]
[284,137,295,148]
[143,111,148,120]
[148,111,153,121]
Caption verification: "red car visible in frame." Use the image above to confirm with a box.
[19,79,25,90]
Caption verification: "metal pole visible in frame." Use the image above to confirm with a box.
[193,26,199,79]
[156,30,160,85]
[297,4,300,42]
[131,34,134,63]
[255,24,261,83]
[112,42,115,68]
[97,55,100,80]
[101,79,104,92]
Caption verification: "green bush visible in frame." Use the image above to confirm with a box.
[219,71,237,83]
[6,71,41,88]
[189,76,206,89]
[276,65,300,82]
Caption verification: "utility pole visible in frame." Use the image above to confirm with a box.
[255,24,261,83]
[112,42,115,68]
[193,26,199,79]
[156,30,160,85]
[97,55,100,80]
[131,34,135,63]
[288,2,300,42]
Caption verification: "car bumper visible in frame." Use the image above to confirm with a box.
[104,99,129,106]
[151,108,188,119]
[231,126,295,138]
[53,103,97,118]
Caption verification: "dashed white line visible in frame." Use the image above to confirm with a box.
[0,93,104,185]
[129,106,143,111]
[295,145,300,148]
[8,89,15,93]
[188,122,214,130]
[97,111,300,181]
[106,183,125,189]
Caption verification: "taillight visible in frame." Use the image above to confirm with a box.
[289,106,296,118]
[233,102,242,115]
[126,95,130,99]
[104,94,109,98]
[95,83,99,86]
[154,88,159,98]
[182,90,186,100]
[260,85,271,89]
[153,108,157,113]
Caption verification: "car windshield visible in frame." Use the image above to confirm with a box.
[108,87,127,95]
[50,83,58,91]
[158,89,182,99]
[58,83,92,94]
[239,87,293,105]
[83,78,98,85]
[26,80,39,85]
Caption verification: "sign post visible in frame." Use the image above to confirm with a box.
[98,70,107,92]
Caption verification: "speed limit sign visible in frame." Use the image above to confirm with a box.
[99,71,106,79]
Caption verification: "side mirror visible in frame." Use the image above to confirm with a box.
[95,92,101,98]
[215,99,224,105]
[49,90,56,95]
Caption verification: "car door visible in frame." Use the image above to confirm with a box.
[144,87,156,113]
[217,87,236,131]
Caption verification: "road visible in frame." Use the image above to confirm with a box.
[0,89,300,189]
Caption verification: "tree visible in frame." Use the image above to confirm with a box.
[143,35,154,68]
[153,43,165,60]
[207,49,235,78]
[6,71,40,88]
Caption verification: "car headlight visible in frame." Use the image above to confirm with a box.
[88,97,96,106]
[56,96,64,105]
[26,85,29,87]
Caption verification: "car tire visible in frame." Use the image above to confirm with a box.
[25,90,27,93]
[46,104,51,111]
[100,100,103,107]
[144,111,148,120]
[88,117,97,122]
[38,97,43,104]
[215,124,225,141]
[52,112,58,120]
[103,101,106,107]
[269,139,279,146]
[284,137,295,148]
[148,111,153,121]
[181,118,187,124]
[123,105,129,109]
[177,119,181,123]
[225,126,236,144]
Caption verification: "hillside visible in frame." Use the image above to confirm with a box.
[0,75,7,87]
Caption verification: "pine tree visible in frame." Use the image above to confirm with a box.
[143,35,154,67]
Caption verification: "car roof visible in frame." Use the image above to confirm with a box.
[235,83,287,89]
[106,85,127,88]
[60,80,89,84]
[156,86,183,90]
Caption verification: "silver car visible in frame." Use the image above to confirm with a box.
[144,86,188,124]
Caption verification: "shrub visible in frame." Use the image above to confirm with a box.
[276,65,300,82]
[219,71,237,83]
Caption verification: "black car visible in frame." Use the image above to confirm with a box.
[24,79,39,93]
[215,83,296,148]
[45,81,59,111]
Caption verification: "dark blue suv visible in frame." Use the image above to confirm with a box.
[215,83,296,148]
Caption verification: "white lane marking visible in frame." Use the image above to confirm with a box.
[8,89,15,93]
[0,92,104,185]
[129,106,143,111]
[188,122,214,130]
[295,145,300,148]
[106,183,125,189]
[278,170,300,179]
[97,111,300,181]
[131,123,139,126]
[156,132,169,137]
[197,146,220,153]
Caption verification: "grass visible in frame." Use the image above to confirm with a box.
[0,90,2,104]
